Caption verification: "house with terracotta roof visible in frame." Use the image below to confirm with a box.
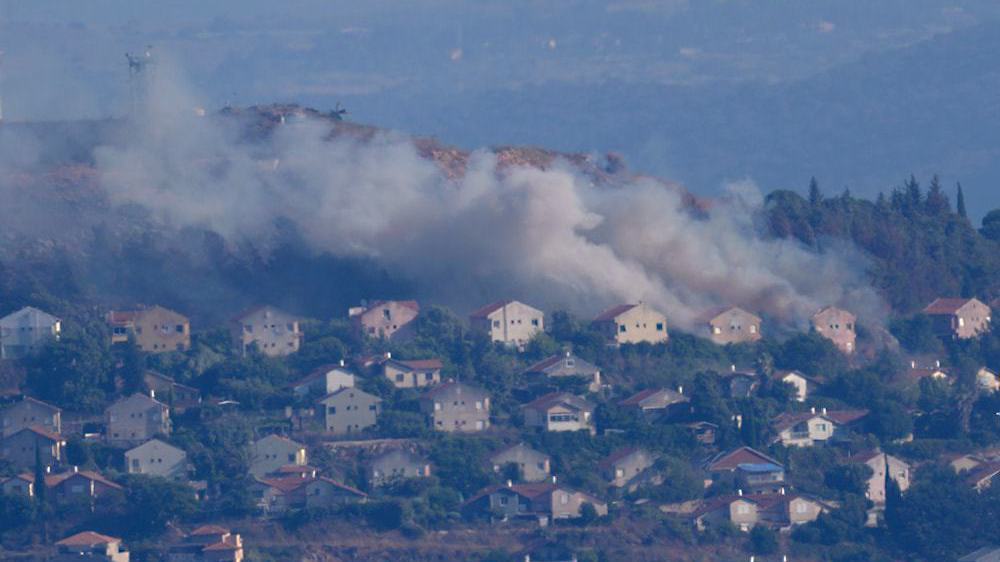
[523,392,595,434]
[524,351,602,392]
[704,447,783,481]
[592,303,668,345]
[316,387,381,435]
[47,469,124,504]
[54,531,129,562]
[599,448,658,491]
[1,395,61,438]
[290,362,355,398]
[249,434,308,477]
[965,462,1000,492]
[464,481,608,523]
[923,297,992,339]
[125,438,188,479]
[419,381,491,432]
[143,371,201,410]
[369,449,431,487]
[897,359,950,387]
[166,525,244,562]
[734,462,786,494]
[704,306,761,345]
[691,491,829,532]
[850,450,910,508]
[107,305,190,353]
[0,425,64,468]
[811,306,857,354]
[771,408,868,447]
[618,387,689,418]
[349,300,420,341]
[469,300,544,348]
[489,443,551,483]
[0,306,61,359]
[105,393,171,446]
[230,305,302,357]
[382,357,443,389]
[248,473,366,514]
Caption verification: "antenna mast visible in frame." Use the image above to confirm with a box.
[0,50,5,123]
[125,45,154,118]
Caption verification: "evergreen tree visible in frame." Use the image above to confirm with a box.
[905,175,922,211]
[33,443,48,542]
[956,183,968,219]
[808,177,822,206]
[925,175,949,215]
[884,459,902,530]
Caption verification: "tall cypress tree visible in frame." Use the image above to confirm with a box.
[884,456,903,530]
[956,183,968,219]
[808,177,822,206]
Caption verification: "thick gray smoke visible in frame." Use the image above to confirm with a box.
[91,63,886,332]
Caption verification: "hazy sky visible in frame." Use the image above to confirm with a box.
[2,1,999,215]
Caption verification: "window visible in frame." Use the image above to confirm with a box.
[492,320,500,328]
[531,318,539,327]
[737,504,749,514]
[328,406,336,415]
[131,459,140,471]
[424,372,435,381]
[749,325,757,333]
[795,502,807,514]
[712,326,721,335]
[475,401,483,410]
[176,324,184,333]
[396,374,405,382]
[499,495,509,506]
[383,309,392,321]
[434,402,442,411]
[244,324,253,333]
[656,323,664,331]
[615,468,624,478]
[369,404,377,411]
[619,325,627,333]
[560,493,569,505]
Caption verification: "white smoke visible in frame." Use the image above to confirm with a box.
[93,62,886,332]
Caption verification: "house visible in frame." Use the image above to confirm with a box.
[125,439,188,479]
[770,408,868,447]
[686,421,719,445]
[899,359,950,387]
[316,387,381,435]
[489,443,552,483]
[382,357,443,389]
[704,447,783,481]
[1,473,34,497]
[105,393,171,446]
[734,463,786,494]
[249,434,308,477]
[723,368,760,399]
[774,370,820,402]
[524,351,602,392]
[48,469,124,503]
[1,396,61,438]
[0,425,64,468]
[290,363,355,398]
[599,448,658,491]
[166,525,244,562]
[959,547,1000,562]
[948,453,986,474]
[523,392,595,434]
[143,371,201,410]
[54,531,129,562]
[464,482,608,523]
[965,462,1000,492]
[978,367,1000,393]
[349,300,420,340]
[231,306,302,357]
[923,297,992,339]
[592,303,668,345]
[249,474,365,514]
[692,491,829,532]
[369,449,431,487]
[705,306,762,345]
[618,387,689,418]
[849,450,910,504]
[0,306,61,359]
[812,306,857,354]
[469,300,545,347]
[108,305,191,353]
[419,382,491,433]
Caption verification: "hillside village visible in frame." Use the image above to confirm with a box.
[1,276,1000,562]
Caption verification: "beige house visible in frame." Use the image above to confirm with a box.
[142,371,201,410]
[592,303,668,345]
[105,393,171,446]
[231,306,302,357]
[349,300,420,340]
[167,525,244,562]
[108,305,191,353]
[2,396,61,438]
[705,306,762,345]
[522,392,595,434]
[291,363,355,398]
[125,439,188,479]
[770,408,868,447]
[705,447,784,479]
[923,297,992,339]
[812,306,857,354]
[469,300,544,347]
[599,448,658,491]
[693,492,828,532]
[524,351,602,392]
[249,474,365,514]
[464,482,608,522]
[316,387,381,435]
[0,426,64,468]
[1,474,34,497]
[851,450,910,504]
[249,434,307,477]
[383,358,443,389]
[54,531,129,562]
[774,370,820,402]
[419,382,491,433]
[978,367,1000,393]
[0,306,61,359]
[489,443,551,483]
[369,449,432,487]
[618,387,689,417]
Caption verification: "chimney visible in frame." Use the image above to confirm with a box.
[822,407,827,415]
[810,406,816,414]
[386,351,392,360]
[677,385,683,395]
[731,364,736,372]
[565,350,571,358]
[73,465,78,473]
[552,475,557,484]
[150,389,156,399]
[507,480,513,488]
[339,359,345,367]
[910,360,917,369]
[738,489,743,496]
[779,487,785,495]
[45,466,51,474]
[935,359,941,368]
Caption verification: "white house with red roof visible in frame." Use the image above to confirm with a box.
[55,531,129,562]
[349,300,420,341]
[923,297,992,339]
[523,392,595,434]
[771,408,868,447]
[592,303,668,345]
[382,357,443,388]
[469,300,544,348]
[524,351,602,392]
